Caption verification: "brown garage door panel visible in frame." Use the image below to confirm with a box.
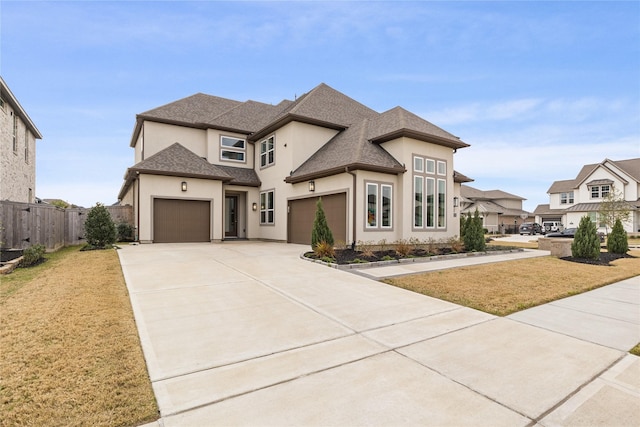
[288,193,346,245]
[154,199,211,243]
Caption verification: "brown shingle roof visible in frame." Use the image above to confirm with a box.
[285,118,405,183]
[454,170,474,183]
[129,143,232,181]
[216,164,261,187]
[461,185,525,200]
[369,107,469,149]
[139,93,242,127]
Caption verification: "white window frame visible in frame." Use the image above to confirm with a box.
[414,176,423,227]
[437,179,447,228]
[413,156,424,173]
[260,135,275,168]
[365,182,393,230]
[590,186,600,199]
[426,159,435,174]
[437,160,446,176]
[260,190,275,225]
[220,135,246,163]
[601,185,610,198]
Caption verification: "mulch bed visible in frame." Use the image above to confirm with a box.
[561,252,636,266]
[305,247,495,265]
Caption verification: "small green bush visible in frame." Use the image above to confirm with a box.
[21,244,46,267]
[84,203,117,249]
[117,222,135,242]
[607,218,629,254]
[571,216,601,260]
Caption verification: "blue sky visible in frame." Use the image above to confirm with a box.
[2,0,639,211]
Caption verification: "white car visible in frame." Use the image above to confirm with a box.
[542,221,563,234]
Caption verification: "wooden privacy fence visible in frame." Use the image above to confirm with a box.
[0,201,133,251]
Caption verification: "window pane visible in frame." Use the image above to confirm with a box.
[221,150,244,161]
[426,178,435,227]
[267,191,274,209]
[601,185,610,197]
[426,159,435,174]
[268,211,274,223]
[367,184,377,227]
[382,185,392,228]
[591,187,599,198]
[438,179,446,228]
[414,176,423,227]
[221,136,245,149]
[260,211,266,223]
[569,192,574,203]
[437,161,446,176]
[414,157,423,172]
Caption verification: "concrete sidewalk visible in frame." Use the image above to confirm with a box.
[120,243,639,426]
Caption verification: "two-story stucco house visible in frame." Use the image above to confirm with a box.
[534,158,640,233]
[1,76,43,203]
[118,83,471,244]
[460,185,531,234]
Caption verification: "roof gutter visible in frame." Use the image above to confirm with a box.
[346,166,357,250]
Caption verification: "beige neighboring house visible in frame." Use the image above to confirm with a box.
[1,76,43,203]
[534,158,640,233]
[118,83,471,244]
[460,185,531,234]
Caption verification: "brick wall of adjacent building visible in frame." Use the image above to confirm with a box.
[1,101,37,203]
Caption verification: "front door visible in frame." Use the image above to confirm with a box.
[225,195,238,238]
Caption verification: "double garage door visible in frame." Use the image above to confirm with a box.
[288,193,347,245]
[153,199,211,243]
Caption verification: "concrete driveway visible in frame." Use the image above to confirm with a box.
[118,242,639,426]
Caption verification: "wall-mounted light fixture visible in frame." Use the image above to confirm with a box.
[252,202,258,211]
[453,196,459,208]
[181,181,187,192]
[308,180,315,192]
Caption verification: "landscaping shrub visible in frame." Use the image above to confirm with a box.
[571,215,600,260]
[21,244,46,267]
[313,241,335,260]
[117,221,135,242]
[311,198,334,250]
[84,203,117,249]
[463,209,486,252]
[607,218,629,254]
[394,239,412,257]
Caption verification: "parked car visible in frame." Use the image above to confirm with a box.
[546,228,605,242]
[519,222,542,235]
[542,221,563,233]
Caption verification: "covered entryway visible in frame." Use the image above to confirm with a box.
[153,198,211,243]
[288,193,347,245]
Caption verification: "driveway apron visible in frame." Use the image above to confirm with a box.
[119,242,638,426]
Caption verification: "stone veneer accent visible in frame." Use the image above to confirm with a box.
[0,102,37,203]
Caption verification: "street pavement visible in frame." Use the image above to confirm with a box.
[119,242,640,426]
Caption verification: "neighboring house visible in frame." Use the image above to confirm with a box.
[118,83,470,244]
[460,185,531,233]
[534,158,640,233]
[0,76,43,203]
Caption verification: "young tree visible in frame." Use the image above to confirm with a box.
[571,215,600,260]
[459,213,468,240]
[607,218,629,254]
[311,198,334,250]
[597,185,630,235]
[463,208,486,252]
[84,203,117,248]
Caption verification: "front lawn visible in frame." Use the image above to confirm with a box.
[0,246,158,426]
[383,250,640,316]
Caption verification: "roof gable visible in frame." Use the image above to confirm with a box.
[130,143,232,181]
[285,119,405,183]
[369,106,469,149]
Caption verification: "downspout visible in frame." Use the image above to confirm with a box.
[135,172,140,242]
[346,167,357,250]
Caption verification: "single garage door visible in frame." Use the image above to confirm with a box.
[153,199,211,243]
[288,193,347,245]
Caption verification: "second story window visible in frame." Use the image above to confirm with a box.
[220,136,246,163]
[560,191,574,204]
[260,136,275,168]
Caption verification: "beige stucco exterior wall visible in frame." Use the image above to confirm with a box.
[381,137,459,241]
[287,122,340,171]
[0,104,37,203]
[140,121,207,160]
[136,174,222,243]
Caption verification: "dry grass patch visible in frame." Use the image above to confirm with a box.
[384,250,640,316]
[0,246,158,427]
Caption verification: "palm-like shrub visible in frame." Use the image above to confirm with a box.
[571,215,600,260]
[607,218,628,254]
[311,198,334,250]
[84,203,117,248]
